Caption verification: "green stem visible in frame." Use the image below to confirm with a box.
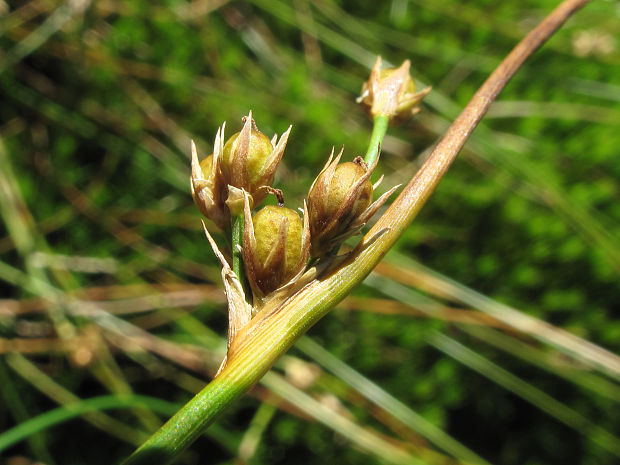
[123,1,591,463]
[364,114,389,166]
[232,214,244,282]
[123,376,247,464]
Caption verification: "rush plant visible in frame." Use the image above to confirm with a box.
[123,1,592,463]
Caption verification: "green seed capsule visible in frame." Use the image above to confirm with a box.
[222,129,274,192]
[244,205,306,297]
[219,112,292,215]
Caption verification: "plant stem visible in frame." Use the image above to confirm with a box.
[232,214,244,282]
[123,1,592,463]
[364,114,389,166]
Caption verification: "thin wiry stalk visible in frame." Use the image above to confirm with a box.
[364,114,389,166]
[231,214,244,283]
[123,1,592,463]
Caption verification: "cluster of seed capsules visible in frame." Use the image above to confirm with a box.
[191,57,429,307]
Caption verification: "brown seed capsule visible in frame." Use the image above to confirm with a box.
[357,56,431,122]
[307,149,399,257]
[243,197,310,300]
[311,162,372,231]
[190,126,229,231]
[221,111,291,215]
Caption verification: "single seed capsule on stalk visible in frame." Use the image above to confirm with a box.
[357,56,431,121]
[221,111,291,214]
[243,200,310,299]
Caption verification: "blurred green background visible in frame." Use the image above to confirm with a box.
[1,0,620,464]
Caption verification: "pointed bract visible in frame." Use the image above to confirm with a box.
[190,127,229,230]
[201,221,252,350]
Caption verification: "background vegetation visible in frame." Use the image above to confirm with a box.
[1,0,619,464]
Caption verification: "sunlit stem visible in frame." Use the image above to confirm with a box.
[364,114,389,166]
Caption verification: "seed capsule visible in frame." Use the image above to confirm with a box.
[309,161,372,235]
[357,56,430,122]
[307,149,399,257]
[243,198,310,299]
[222,129,273,190]
[221,111,291,215]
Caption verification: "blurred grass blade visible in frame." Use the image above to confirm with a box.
[237,403,276,463]
[486,101,620,126]
[0,360,55,464]
[365,270,620,399]
[0,395,180,454]
[2,77,187,189]
[0,0,87,73]
[313,0,497,73]
[473,132,620,273]
[422,109,620,274]
[570,78,620,103]
[262,371,425,465]
[6,351,150,446]
[380,254,620,380]
[251,0,377,68]
[463,326,620,403]
[0,138,37,254]
[296,336,491,465]
[428,332,620,458]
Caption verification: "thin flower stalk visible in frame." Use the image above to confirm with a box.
[364,114,389,166]
[231,214,244,288]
